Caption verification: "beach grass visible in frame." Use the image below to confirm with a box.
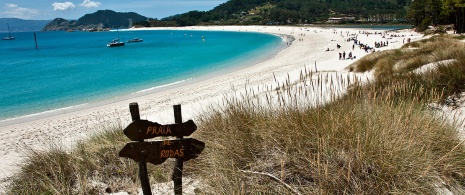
[6,124,173,194]
[5,34,465,194]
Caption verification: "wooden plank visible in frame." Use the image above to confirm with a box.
[123,119,197,141]
[119,138,205,165]
[129,102,152,195]
[172,104,183,195]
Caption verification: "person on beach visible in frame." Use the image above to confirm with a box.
[343,51,346,60]
[339,52,342,60]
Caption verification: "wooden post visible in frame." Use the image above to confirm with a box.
[315,61,317,72]
[34,32,38,49]
[172,104,183,194]
[129,103,152,195]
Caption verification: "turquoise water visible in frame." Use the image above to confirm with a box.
[0,30,283,120]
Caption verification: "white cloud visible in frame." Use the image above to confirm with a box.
[2,3,39,19]
[6,3,17,8]
[52,2,76,11]
[79,0,102,8]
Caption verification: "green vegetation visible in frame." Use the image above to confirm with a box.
[6,35,465,194]
[76,10,146,29]
[41,0,465,32]
[154,0,408,26]
[42,10,147,31]
[407,0,465,33]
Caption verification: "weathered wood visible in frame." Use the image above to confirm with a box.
[123,119,197,141]
[172,104,183,195]
[129,103,152,195]
[120,103,204,195]
[119,138,205,165]
[34,32,38,49]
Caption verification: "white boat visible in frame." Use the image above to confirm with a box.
[127,38,143,43]
[2,23,15,40]
[107,29,124,47]
[107,38,125,47]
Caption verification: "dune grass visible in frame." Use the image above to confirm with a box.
[6,35,465,194]
[6,124,173,194]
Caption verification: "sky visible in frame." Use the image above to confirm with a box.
[0,0,228,20]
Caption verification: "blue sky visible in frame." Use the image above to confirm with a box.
[0,0,228,20]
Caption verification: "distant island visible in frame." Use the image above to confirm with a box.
[42,10,147,31]
[0,18,50,32]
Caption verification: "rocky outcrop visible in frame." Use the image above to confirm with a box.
[42,18,75,31]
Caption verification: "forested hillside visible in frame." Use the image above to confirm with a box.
[137,0,409,27]
[40,0,465,32]
[407,0,465,33]
[43,10,147,31]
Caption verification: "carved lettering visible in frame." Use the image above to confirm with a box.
[146,126,152,135]
[160,149,185,158]
[146,126,173,135]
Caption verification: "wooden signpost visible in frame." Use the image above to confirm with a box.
[123,119,197,141]
[119,138,205,165]
[119,103,204,195]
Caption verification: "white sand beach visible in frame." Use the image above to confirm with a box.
[0,25,423,188]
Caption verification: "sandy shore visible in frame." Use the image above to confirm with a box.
[0,25,423,185]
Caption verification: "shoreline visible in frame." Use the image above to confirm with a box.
[0,25,423,184]
[0,30,288,127]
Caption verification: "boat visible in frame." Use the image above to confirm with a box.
[2,23,15,40]
[107,29,124,47]
[107,38,125,47]
[127,38,143,43]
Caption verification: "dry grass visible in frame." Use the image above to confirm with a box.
[6,34,465,194]
[6,124,173,194]
[192,73,465,194]
[351,35,465,77]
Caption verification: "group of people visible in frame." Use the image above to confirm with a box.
[339,51,354,60]
[403,38,411,44]
[374,41,388,48]
[328,29,418,61]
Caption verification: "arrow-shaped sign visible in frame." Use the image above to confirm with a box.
[123,119,197,141]
[119,138,205,165]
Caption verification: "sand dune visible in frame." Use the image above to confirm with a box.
[0,26,423,186]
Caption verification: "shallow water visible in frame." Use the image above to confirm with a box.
[0,30,283,120]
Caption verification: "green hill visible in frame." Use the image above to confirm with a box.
[42,10,147,31]
[151,0,409,26]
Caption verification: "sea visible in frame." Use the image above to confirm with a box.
[0,30,285,121]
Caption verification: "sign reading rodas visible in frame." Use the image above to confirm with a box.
[119,103,203,195]
[119,138,205,165]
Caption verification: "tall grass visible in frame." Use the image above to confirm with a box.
[6,34,465,194]
[193,70,465,194]
[6,124,172,194]
[191,35,465,194]
[351,35,465,76]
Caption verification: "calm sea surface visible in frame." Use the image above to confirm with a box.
[0,30,284,120]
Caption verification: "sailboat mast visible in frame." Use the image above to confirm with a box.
[7,23,11,38]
